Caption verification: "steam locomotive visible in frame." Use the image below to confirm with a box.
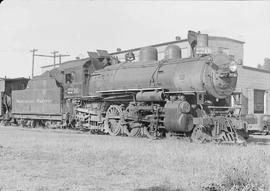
[3,32,248,143]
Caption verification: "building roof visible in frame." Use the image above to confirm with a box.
[0,77,30,81]
[241,65,270,74]
[110,39,187,55]
[110,36,245,55]
[41,57,91,69]
[209,36,245,44]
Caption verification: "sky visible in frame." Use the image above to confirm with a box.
[0,0,270,78]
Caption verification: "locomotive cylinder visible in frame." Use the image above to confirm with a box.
[136,91,164,102]
[164,101,193,132]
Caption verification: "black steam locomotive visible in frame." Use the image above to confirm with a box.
[2,32,248,143]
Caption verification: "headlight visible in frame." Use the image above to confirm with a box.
[229,61,237,72]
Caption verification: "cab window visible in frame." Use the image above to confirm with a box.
[65,72,75,84]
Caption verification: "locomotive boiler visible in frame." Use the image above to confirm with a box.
[10,31,247,143]
[89,46,237,99]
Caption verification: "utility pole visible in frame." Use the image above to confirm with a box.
[40,54,70,69]
[30,49,38,78]
[31,50,70,70]
[58,54,70,65]
[51,51,59,68]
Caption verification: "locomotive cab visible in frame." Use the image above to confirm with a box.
[59,58,92,98]
[59,57,104,98]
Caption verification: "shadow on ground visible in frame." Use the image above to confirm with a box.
[247,135,270,145]
[135,186,184,191]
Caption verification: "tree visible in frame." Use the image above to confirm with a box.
[257,58,270,70]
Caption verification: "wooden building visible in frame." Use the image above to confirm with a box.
[234,66,270,115]
[232,66,270,133]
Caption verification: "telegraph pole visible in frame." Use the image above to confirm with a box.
[51,51,59,68]
[58,54,70,65]
[30,50,70,70]
[30,49,38,78]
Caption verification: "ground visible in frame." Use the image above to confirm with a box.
[0,126,269,191]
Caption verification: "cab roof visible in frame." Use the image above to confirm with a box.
[58,58,91,70]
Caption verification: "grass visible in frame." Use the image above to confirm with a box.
[0,126,269,191]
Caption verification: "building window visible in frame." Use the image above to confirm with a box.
[254,89,265,114]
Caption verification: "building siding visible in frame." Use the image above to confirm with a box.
[236,66,270,91]
[208,38,243,64]
[235,66,270,115]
